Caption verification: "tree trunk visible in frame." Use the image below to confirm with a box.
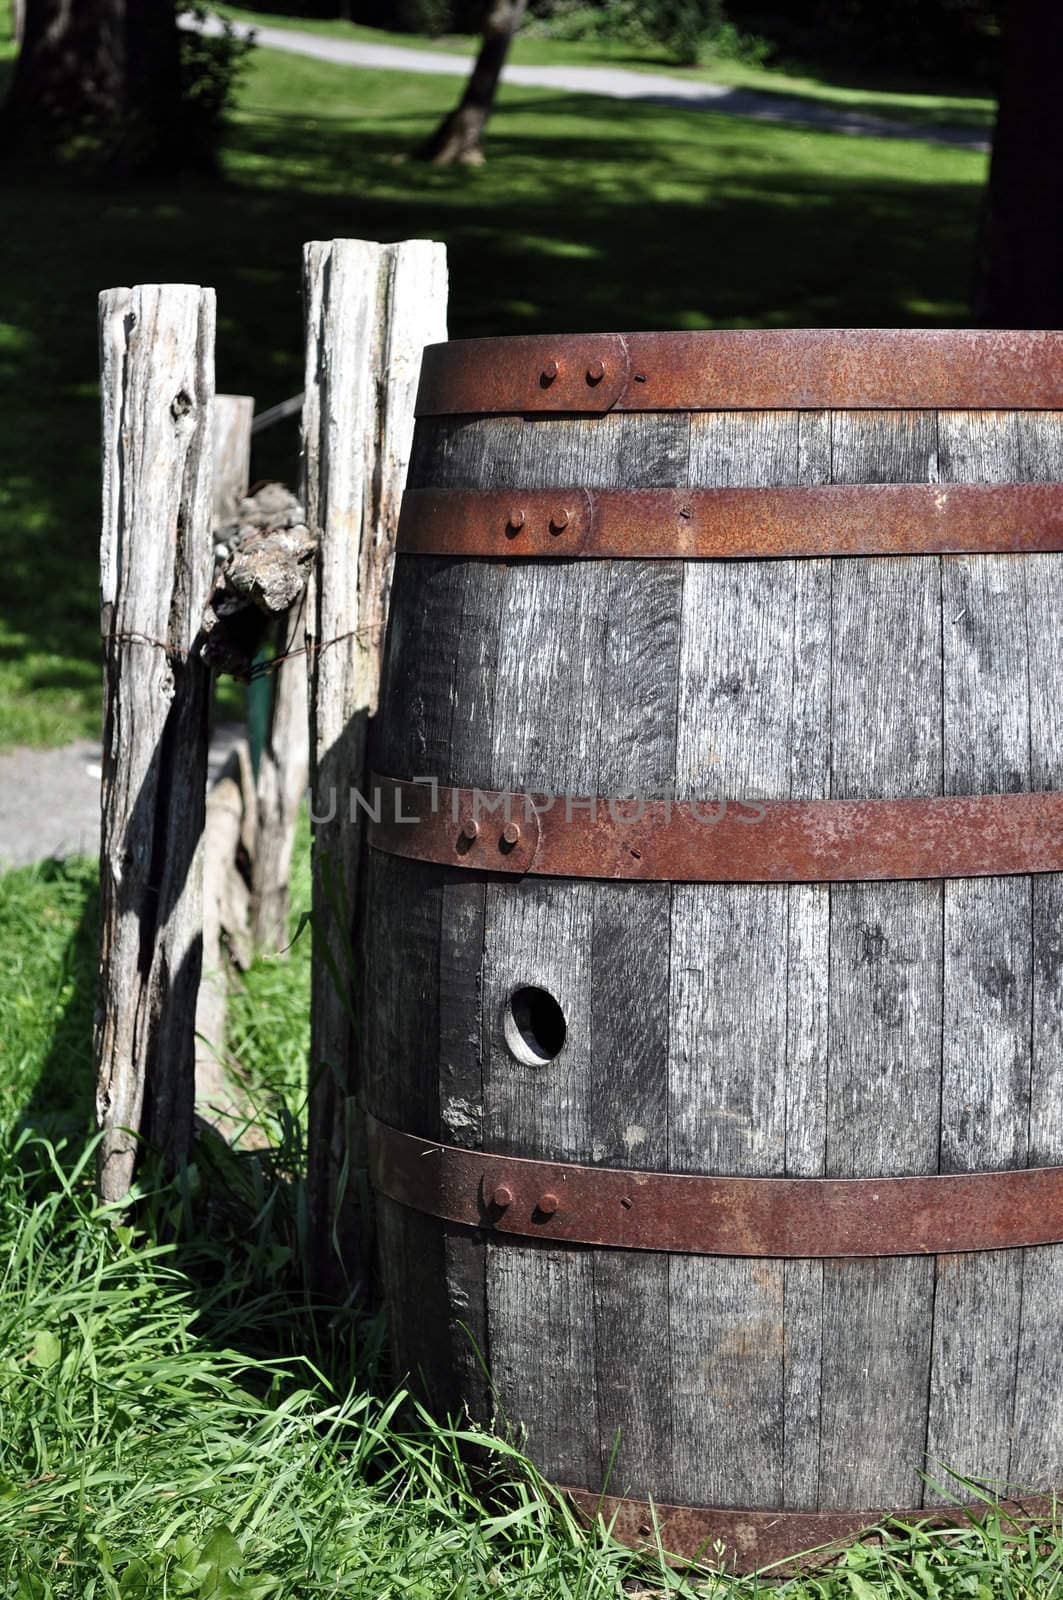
[126,0,184,173]
[1,0,182,175]
[417,0,527,165]
[973,0,1063,327]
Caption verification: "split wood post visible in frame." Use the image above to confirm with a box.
[213,392,311,955]
[212,393,255,526]
[195,395,255,1125]
[302,238,447,1289]
[96,283,215,1203]
[194,746,255,1129]
[252,616,309,952]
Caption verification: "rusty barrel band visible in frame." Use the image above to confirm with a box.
[367,777,1063,884]
[562,1488,1058,1572]
[367,1116,1063,1258]
[398,483,1063,560]
[414,329,1063,417]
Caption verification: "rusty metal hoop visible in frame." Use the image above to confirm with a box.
[367,777,1063,884]
[367,1117,1063,1258]
[415,330,1063,416]
[563,1487,1059,1573]
[397,483,1063,560]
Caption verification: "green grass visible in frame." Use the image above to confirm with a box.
[224,811,313,1133]
[0,858,98,1137]
[3,852,1063,1595]
[217,6,996,134]
[0,35,986,751]
[0,1135,656,1597]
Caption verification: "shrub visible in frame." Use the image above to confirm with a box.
[395,0,458,36]
[525,0,771,66]
[644,0,724,64]
[179,3,257,170]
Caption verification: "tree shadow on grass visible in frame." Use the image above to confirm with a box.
[13,858,99,1143]
[0,88,983,748]
[6,845,368,1384]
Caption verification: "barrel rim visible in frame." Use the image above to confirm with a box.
[564,1487,1059,1573]
[414,328,1063,416]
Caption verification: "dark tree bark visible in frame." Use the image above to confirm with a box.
[417,0,527,165]
[1,0,183,176]
[973,0,1063,326]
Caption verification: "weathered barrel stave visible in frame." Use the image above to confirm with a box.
[366,403,1063,1519]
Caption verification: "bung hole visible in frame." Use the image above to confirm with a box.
[505,985,567,1066]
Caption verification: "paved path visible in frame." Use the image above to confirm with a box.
[192,14,989,151]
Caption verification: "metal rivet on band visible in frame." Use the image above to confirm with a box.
[541,359,559,385]
[549,509,570,534]
[586,358,606,384]
[492,1183,514,1209]
[537,1192,560,1217]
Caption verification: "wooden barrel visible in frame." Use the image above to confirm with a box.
[364,330,1063,1569]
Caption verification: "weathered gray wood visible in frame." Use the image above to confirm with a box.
[96,283,215,1202]
[364,847,482,1412]
[371,418,515,1409]
[1011,413,1063,1487]
[217,471,312,960]
[819,411,942,1510]
[192,394,257,1116]
[782,409,832,1510]
[367,393,1063,1523]
[480,416,624,1483]
[364,849,485,1409]
[924,412,1029,1501]
[194,742,255,1129]
[252,620,309,952]
[488,1243,598,1478]
[302,238,447,1284]
[212,393,254,527]
[589,413,685,1500]
[669,410,823,1510]
[438,876,492,1421]
[205,447,313,960]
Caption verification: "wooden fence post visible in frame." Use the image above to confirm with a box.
[252,619,309,952]
[195,394,256,1127]
[96,284,215,1203]
[212,393,255,526]
[302,238,448,1288]
[208,392,310,956]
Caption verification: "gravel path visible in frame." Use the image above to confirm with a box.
[191,14,989,151]
[0,726,247,870]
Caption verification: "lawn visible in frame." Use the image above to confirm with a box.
[0,30,986,750]
[216,5,997,134]
[4,853,1063,1597]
